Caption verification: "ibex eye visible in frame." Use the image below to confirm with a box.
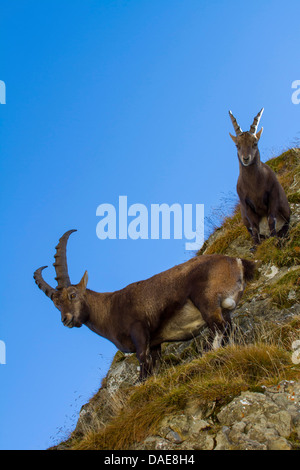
[70,293,76,300]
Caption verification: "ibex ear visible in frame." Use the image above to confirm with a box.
[229,132,237,144]
[256,127,263,141]
[78,271,88,291]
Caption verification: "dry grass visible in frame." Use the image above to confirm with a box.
[266,148,300,198]
[67,317,300,450]
[201,209,251,255]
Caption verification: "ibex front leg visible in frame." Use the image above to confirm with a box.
[130,321,153,381]
[244,202,261,246]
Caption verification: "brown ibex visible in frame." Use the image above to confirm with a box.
[34,230,255,380]
[229,108,290,246]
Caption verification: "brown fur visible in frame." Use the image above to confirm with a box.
[229,112,290,245]
[34,232,255,380]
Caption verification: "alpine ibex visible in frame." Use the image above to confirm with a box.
[34,230,255,380]
[229,108,290,245]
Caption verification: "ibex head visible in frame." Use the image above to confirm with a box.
[229,108,264,167]
[34,230,89,328]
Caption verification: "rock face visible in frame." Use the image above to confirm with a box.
[72,376,300,450]
[73,352,141,438]
[215,381,300,450]
[54,149,300,451]
[132,380,300,451]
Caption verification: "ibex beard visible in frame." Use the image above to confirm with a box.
[34,230,255,381]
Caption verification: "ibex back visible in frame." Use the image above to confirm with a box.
[34,230,255,380]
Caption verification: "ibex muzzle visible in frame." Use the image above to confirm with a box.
[34,230,256,381]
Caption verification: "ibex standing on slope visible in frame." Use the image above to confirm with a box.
[229,108,290,246]
[34,230,255,380]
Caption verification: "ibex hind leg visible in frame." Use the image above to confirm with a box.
[206,309,228,351]
[208,310,233,351]
[217,308,233,344]
[194,302,230,352]
[277,220,289,239]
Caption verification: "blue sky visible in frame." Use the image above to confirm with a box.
[0,0,299,450]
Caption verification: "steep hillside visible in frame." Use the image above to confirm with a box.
[53,148,300,451]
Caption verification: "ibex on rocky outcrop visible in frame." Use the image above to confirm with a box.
[34,230,255,380]
[229,108,290,246]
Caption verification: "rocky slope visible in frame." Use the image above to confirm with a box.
[54,148,300,451]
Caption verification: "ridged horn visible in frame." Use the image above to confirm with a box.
[250,108,264,135]
[53,229,77,290]
[228,110,243,136]
[33,266,56,300]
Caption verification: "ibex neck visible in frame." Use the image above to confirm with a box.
[239,152,262,179]
[84,289,113,339]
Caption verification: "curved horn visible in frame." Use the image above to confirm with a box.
[250,108,264,134]
[33,266,56,300]
[229,110,243,136]
[53,229,77,290]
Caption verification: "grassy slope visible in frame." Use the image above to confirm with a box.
[58,148,300,450]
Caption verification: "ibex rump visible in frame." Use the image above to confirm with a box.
[229,108,290,246]
[34,230,255,380]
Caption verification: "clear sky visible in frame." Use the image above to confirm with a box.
[0,0,299,450]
